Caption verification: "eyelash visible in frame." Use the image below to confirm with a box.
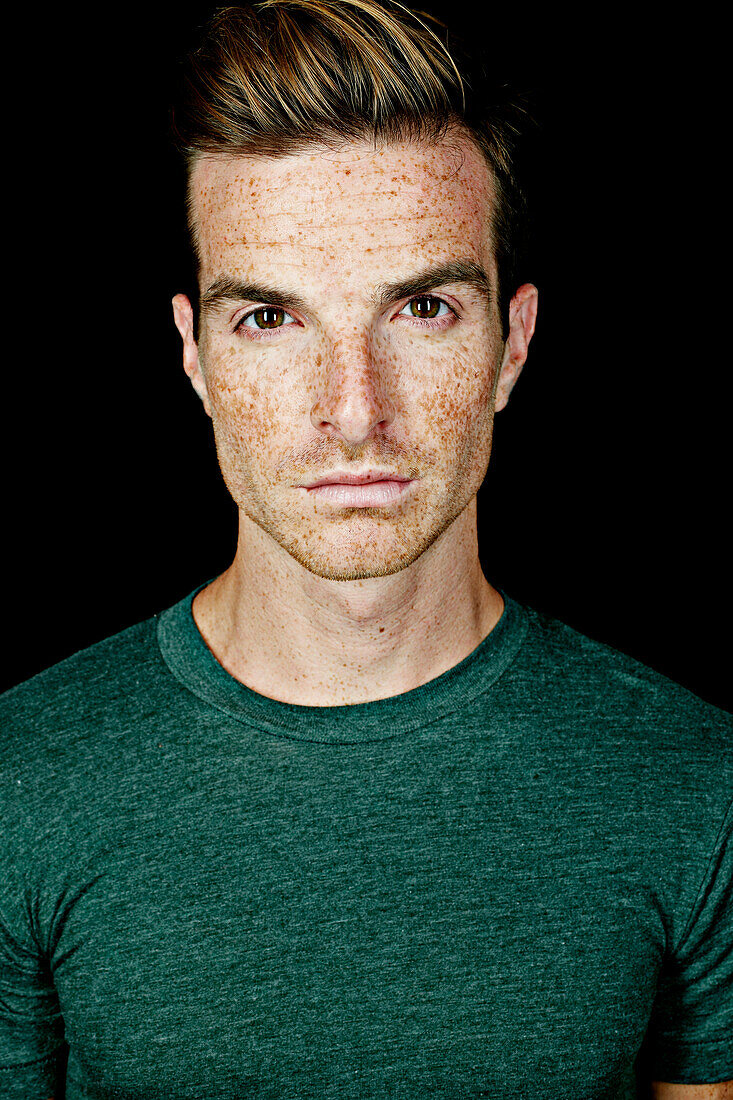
[233,307,296,337]
[232,296,458,339]
[397,297,455,329]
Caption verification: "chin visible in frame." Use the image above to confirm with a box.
[241,496,459,581]
[285,539,425,581]
[292,556,414,581]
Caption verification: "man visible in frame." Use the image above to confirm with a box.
[1,1,731,1097]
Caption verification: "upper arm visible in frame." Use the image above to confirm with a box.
[639,794,733,1087]
[651,1082,733,1099]
[0,888,66,1099]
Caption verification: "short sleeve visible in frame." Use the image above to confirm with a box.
[638,797,733,1083]
[0,875,66,1097]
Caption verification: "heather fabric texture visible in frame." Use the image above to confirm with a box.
[1,585,731,1100]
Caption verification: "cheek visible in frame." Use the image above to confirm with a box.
[203,344,293,452]
[408,334,500,432]
[200,325,500,456]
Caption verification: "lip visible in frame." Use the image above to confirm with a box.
[302,470,413,488]
[304,479,415,507]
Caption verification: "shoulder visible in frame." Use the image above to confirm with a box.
[0,612,168,774]
[1,612,162,710]
[520,602,730,723]
[509,603,733,876]
[509,602,733,784]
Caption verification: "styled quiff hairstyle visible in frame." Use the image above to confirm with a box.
[172,0,532,337]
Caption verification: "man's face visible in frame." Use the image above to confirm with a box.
[173,134,535,581]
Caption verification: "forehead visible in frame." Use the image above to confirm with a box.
[190,136,496,279]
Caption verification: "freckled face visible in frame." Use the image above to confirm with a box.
[189,136,507,580]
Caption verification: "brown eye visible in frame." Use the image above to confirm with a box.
[409,296,442,318]
[252,306,286,328]
[238,305,296,334]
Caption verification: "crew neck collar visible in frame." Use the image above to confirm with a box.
[156,582,528,744]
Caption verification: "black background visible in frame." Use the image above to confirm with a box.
[3,4,730,711]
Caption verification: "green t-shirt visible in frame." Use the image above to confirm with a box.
[1,586,731,1099]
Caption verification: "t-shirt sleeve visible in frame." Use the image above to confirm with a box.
[0,866,66,1098]
[639,797,733,1083]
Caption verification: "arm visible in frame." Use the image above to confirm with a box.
[651,1083,733,1099]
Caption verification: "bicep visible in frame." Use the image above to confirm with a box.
[0,908,66,1098]
[651,1081,733,1099]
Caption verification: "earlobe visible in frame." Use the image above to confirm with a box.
[171,293,212,418]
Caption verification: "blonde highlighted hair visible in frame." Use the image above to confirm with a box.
[172,0,532,334]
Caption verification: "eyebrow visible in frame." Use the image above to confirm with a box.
[200,258,492,317]
[374,260,492,308]
[200,277,309,317]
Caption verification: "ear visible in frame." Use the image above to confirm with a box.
[494,283,539,412]
[171,293,211,418]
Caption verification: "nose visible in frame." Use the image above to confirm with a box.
[310,335,396,446]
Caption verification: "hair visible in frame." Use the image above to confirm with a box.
[171,0,534,338]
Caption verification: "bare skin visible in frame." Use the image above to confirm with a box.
[651,1085,733,1098]
[172,133,538,706]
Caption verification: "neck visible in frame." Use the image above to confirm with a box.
[192,497,504,707]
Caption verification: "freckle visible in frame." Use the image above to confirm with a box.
[379,626,385,633]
